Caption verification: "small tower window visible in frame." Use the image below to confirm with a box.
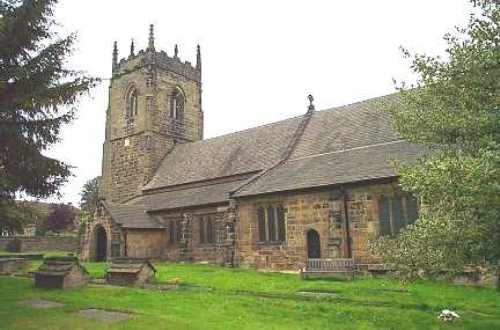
[170,87,185,120]
[126,88,138,117]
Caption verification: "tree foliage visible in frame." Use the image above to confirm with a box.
[79,177,99,215]
[0,0,98,233]
[43,203,77,234]
[373,0,500,280]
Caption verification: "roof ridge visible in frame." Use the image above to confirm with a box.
[316,92,399,114]
[181,114,304,146]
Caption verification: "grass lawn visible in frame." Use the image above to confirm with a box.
[1,262,499,329]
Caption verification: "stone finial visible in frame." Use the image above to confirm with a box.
[130,39,135,57]
[308,94,315,112]
[196,44,201,71]
[147,24,155,51]
[174,44,179,58]
[112,41,118,73]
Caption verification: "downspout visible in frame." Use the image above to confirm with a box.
[341,186,352,258]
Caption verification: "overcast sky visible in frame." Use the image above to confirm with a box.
[41,0,472,206]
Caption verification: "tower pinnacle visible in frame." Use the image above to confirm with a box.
[196,44,201,71]
[174,44,179,58]
[130,39,135,57]
[147,24,155,51]
[112,41,118,73]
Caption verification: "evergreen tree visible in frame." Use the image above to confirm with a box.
[374,0,500,280]
[0,0,98,233]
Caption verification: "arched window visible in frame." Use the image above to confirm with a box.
[126,88,138,117]
[170,87,185,119]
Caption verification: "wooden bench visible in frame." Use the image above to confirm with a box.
[300,258,354,280]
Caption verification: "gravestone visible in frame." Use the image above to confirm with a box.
[0,258,28,274]
[34,256,89,289]
[106,257,156,287]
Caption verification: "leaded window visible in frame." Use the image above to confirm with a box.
[257,205,286,243]
[199,216,215,244]
[378,195,419,236]
[169,220,182,245]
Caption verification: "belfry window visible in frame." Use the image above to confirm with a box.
[170,87,185,119]
[257,205,286,243]
[126,88,138,117]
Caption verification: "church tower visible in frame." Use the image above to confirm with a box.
[100,25,203,203]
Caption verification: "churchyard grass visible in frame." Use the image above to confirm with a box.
[1,262,499,329]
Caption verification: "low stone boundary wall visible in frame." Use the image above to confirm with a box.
[0,236,80,253]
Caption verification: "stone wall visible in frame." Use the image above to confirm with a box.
[0,236,80,253]
[125,229,166,259]
[235,181,403,271]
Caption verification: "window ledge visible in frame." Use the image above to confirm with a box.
[256,241,286,246]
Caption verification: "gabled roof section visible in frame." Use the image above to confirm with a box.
[233,141,426,197]
[232,93,428,197]
[290,94,401,159]
[143,116,303,191]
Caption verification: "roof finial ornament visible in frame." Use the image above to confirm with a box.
[174,44,179,58]
[307,94,315,112]
[130,38,135,57]
[147,24,155,51]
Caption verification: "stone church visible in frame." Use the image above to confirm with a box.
[81,26,425,270]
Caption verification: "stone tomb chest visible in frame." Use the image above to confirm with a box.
[34,256,89,289]
[0,258,28,275]
[106,258,156,287]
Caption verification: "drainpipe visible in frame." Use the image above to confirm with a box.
[341,186,352,258]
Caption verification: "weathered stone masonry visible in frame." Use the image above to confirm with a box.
[81,26,425,272]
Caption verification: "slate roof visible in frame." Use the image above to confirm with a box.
[233,140,425,197]
[290,94,401,159]
[103,202,164,229]
[108,93,427,227]
[130,179,245,212]
[143,116,303,190]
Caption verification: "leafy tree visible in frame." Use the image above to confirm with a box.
[43,203,77,234]
[78,177,99,237]
[0,0,98,233]
[79,177,99,216]
[373,0,500,281]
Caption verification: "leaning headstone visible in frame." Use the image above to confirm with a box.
[34,256,89,289]
[106,257,156,287]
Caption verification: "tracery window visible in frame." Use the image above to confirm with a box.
[257,205,286,243]
[169,220,182,245]
[199,216,215,244]
[126,88,138,117]
[170,87,185,120]
[378,195,419,236]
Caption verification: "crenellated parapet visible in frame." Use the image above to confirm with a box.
[111,25,201,82]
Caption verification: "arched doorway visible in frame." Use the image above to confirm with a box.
[95,225,107,262]
[307,229,321,259]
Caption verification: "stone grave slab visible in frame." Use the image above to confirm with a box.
[78,308,130,322]
[21,299,64,309]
